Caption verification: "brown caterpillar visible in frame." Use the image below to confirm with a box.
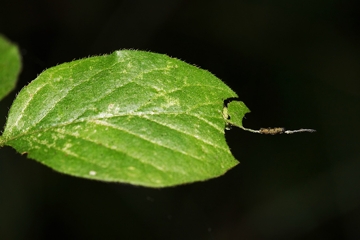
[259,127,285,135]
[238,126,315,134]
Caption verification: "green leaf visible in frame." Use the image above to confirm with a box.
[225,100,250,128]
[0,34,21,101]
[0,50,250,187]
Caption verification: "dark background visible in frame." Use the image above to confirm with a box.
[1,0,359,239]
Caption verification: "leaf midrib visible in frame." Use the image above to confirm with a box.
[4,109,228,151]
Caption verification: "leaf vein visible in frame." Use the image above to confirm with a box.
[91,119,205,164]
[52,128,178,174]
[9,83,47,133]
[141,115,228,152]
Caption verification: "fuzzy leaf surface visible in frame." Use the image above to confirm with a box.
[1,50,249,187]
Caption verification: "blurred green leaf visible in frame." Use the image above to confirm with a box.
[0,35,21,101]
[0,50,250,187]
